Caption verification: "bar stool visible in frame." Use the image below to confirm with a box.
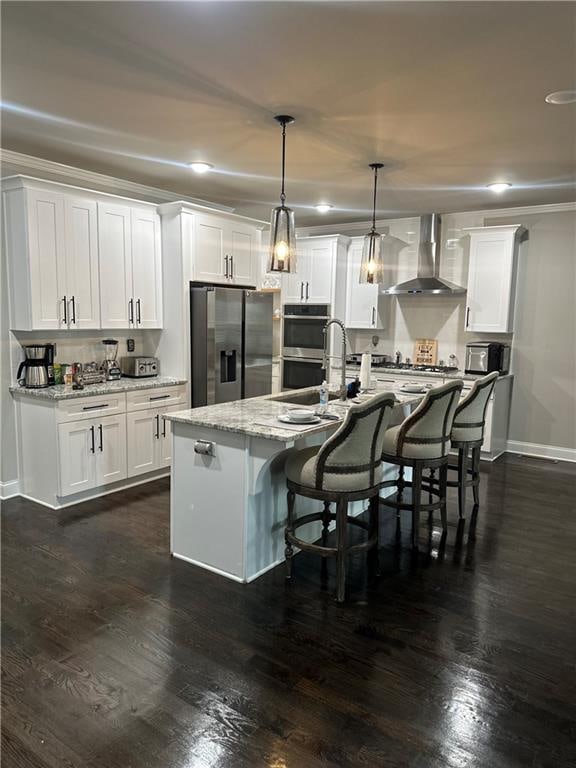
[380,380,463,552]
[284,392,396,602]
[449,372,499,521]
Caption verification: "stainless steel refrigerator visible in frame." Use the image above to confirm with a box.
[190,283,273,407]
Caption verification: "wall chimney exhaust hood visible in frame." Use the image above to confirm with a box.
[384,213,466,295]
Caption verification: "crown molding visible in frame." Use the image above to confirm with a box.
[0,149,235,212]
[296,201,576,237]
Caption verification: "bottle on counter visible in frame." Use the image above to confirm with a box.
[319,380,329,414]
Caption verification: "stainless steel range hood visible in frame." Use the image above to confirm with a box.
[384,213,466,295]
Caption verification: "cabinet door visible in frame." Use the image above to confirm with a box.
[193,214,226,283]
[306,242,333,303]
[58,420,95,496]
[282,241,307,303]
[98,203,132,329]
[126,410,158,477]
[346,240,382,329]
[131,209,163,328]
[64,197,100,330]
[26,189,67,329]
[466,230,516,333]
[95,414,127,487]
[228,223,257,285]
[157,405,180,468]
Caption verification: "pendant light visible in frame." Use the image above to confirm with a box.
[359,162,385,284]
[268,115,297,273]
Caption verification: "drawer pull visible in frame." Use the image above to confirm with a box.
[149,394,170,401]
[82,404,110,411]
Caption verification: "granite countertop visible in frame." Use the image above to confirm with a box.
[165,385,423,443]
[10,376,187,401]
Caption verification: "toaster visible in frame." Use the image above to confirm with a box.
[120,356,159,378]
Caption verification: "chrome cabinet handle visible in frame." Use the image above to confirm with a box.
[70,296,76,325]
[230,255,234,279]
[129,299,134,324]
[149,394,170,401]
[89,425,95,454]
[224,255,229,279]
[300,282,304,301]
[98,424,103,452]
[155,414,160,439]
[82,403,109,411]
[371,307,376,326]
[62,296,68,326]
[162,417,167,438]
[306,282,309,300]
[136,299,141,324]
[466,307,470,328]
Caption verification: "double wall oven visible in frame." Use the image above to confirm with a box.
[282,304,330,390]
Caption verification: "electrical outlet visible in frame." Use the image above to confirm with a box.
[127,338,135,353]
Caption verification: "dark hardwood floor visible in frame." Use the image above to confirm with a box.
[2,455,576,768]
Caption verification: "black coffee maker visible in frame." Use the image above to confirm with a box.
[17,345,51,388]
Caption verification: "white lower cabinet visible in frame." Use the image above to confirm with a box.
[126,402,184,478]
[16,385,187,507]
[58,414,127,496]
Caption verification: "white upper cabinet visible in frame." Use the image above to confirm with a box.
[3,178,162,331]
[3,184,99,330]
[98,202,163,329]
[25,188,66,330]
[64,197,100,329]
[98,203,133,329]
[282,236,338,304]
[345,237,386,330]
[192,212,260,286]
[464,225,523,333]
[131,208,162,328]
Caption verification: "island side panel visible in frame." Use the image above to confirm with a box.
[170,422,248,582]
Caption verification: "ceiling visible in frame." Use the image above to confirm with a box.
[1,1,575,225]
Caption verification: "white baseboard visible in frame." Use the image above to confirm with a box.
[506,440,576,464]
[171,552,245,583]
[0,480,21,500]
[5,472,170,510]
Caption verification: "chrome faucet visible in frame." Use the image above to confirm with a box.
[322,318,348,401]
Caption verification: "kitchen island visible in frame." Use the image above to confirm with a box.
[165,386,422,583]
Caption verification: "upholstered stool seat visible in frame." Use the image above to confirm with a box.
[284,391,396,602]
[380,380,463,552]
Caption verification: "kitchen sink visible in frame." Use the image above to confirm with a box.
[270,391,342,407]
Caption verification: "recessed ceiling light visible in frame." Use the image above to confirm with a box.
[314,203,333,213]
[188,162,213,174]
[487,182,512,193]
[545,90,576,105]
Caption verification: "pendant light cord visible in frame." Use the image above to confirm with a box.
[371,164,378,232]
[280,120,286,206]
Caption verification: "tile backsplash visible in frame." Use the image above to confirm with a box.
[10,330,161,383]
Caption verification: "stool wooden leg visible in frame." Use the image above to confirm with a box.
[335,496,348,602]
[472,446,481,506]
[457,446,467,520]
[321,501,331,545]
[397,465,405,513]
[411,463,422,552]
[285,489,295,580]
[440,463,448,532]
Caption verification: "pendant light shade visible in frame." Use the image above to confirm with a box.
[359,163,385,285]
[268,115,297,273]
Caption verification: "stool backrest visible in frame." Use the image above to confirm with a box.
[395,380,463,458]
[315,391,396,489]
[452,372,498,442]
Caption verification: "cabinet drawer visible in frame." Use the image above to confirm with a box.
[56,393,127,424]
[126,386,186,412]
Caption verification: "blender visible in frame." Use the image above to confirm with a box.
[101,339,122,381]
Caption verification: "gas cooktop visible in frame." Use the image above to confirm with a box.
[346,356,458,374]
